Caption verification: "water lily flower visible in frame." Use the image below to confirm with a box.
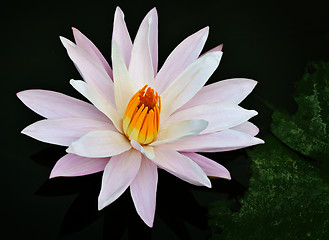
[17,7,263,227]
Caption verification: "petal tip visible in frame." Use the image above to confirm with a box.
[49,161,65,179]
[59,35,65,42]
[205,178,212,188]
[16,91,23,98]
[115,6,123,12]
[20,125,31,136]
[59,36,66,45]
[199,175,211,188]
[144,219,154,228]
[16,91,26,102]
[98,195,110,211]
[114,6,125,20]
[255,138,265,145]
[134,202,155,228]
[49,172,56,179]
[16,90,34,102]
[98,200,105,211]
[249,79,258,88]
[206,50,223,62]
[71,27,81,39]
[199,26,210,39]
[148,7,158,16]
[60,36,75,48]
[224,171,232,180]
[250,110,258,117]
[241,78,258,89]
[69,79,79,87]
[98,196,114,211]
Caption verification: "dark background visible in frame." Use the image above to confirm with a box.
[3,0,329,239]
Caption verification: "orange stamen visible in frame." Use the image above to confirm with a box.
[123,85,161,144]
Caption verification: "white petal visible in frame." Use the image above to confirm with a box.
[152,147,211,187]
[130,140,155,160]
[17,90,108,122]
[162,129,264,152]
[154,27,209,93]
[179,78,257,111]
[98,149,141,210]
[181,152,231,179]
[50,154,109,178]
[70,79,122,132]
[67,130,131,158]
[60,37,115,107]
[151,119,208,146]
[130,157,158,227]
[141,8,158,75]
[163,104,258,134]
[129,8,157,89]
[112,7,133,67]
[160,51,222,122]
[22,118,114,146]
[112,41,135,117]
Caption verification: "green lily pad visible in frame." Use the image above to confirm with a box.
[209,135,329,240]
[271,61,329,164]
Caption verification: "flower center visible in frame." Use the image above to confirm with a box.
[123,85,161,144]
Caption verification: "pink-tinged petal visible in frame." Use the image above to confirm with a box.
[161,51,222,122]
[60,37,115,107]
[72,27,113,79]
[181,152,231,179]
[154,27,209,93]
[151,119,208,146]
[112,7,133,67]
[200,44,223,57]
[152,147,211,187]
[98,149,141,210]
[70,80,122,132]
[67,130,131,158]
[163,104,257,134]
[231,121,259,137]
[162,129,264,152]
[16,90,108,122]
[131,140,155,160]
[179,78,257,111]
[50,154,109,178]
[22,118,114,146]
[129,8,157,89]
[130,157,158,227]
[112,41,135,116]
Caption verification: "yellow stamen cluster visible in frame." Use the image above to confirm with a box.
[123,85,161,144]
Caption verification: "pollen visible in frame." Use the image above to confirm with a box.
[123,85,161,144]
